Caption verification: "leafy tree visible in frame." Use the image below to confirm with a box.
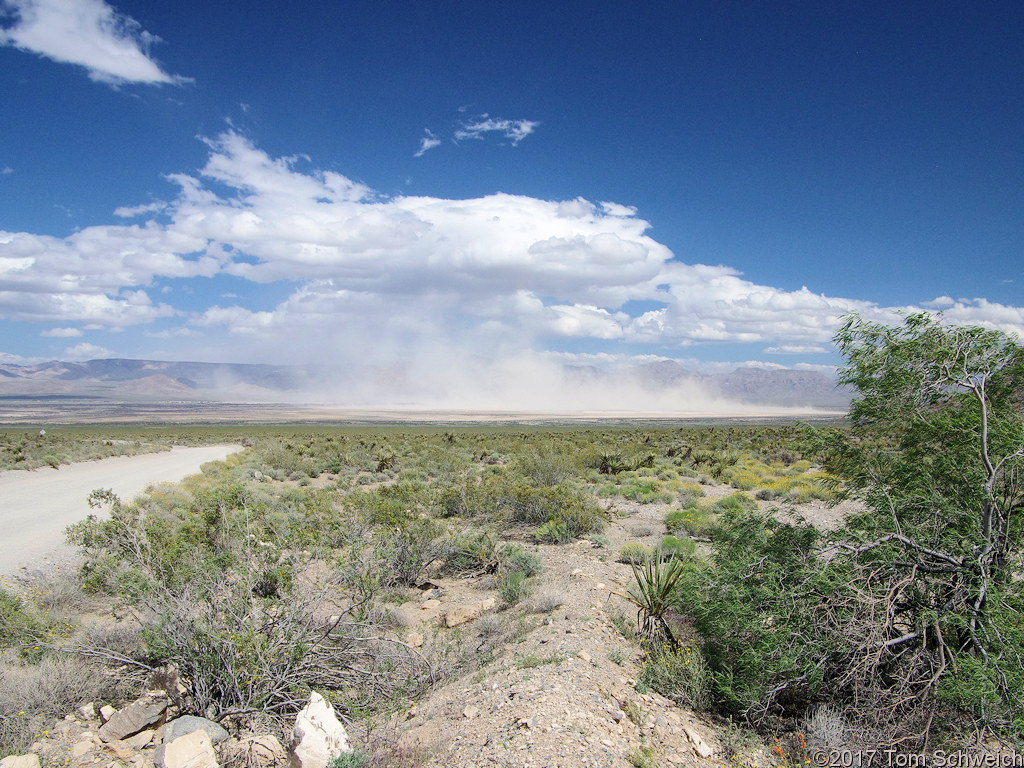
[676,312,1024,747]
[824,312,1024,743]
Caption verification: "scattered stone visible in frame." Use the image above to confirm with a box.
[0,755,41,768]
[463,705,480,719]
[99,692,168,743]
[406,630,424,648]
[577,651,592,663]
[683,726,714,758]
[154,730,218,768]
[163,716,229,746]
[289,691,351,768]
[78,703,98,721]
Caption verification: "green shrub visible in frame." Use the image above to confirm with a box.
[441,529,498,576]
[637,640,710,710]
[0,587,45,653]
[676,482,704,505]
[664,503,716,539]
[327,751,369,768]
[534,518,572,544]
[498,571,531,607]
[711,492,757,514]
[498,544,543,577]
[617,542,651,565]
[657,535,696,561]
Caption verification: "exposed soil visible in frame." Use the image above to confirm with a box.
[379,482,796,768]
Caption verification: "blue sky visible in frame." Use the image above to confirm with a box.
[2,1,1023,391]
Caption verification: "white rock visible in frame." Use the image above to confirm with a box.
[0,755,41,768]
[289,691,352,768]
[683,726,714,758]
[154,730,219,768]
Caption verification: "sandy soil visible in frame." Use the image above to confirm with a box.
[0,444,242,577]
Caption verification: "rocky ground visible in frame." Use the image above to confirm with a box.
[381,484,781,768]
[6,481,819,768]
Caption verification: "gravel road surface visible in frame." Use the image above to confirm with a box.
[0,445,242,577]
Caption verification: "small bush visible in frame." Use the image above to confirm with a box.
[534,519,572,544]
[658,535,696,561]
[528,589,567,614]
[664,503,716,539]
[497,545,543,577]
[498,572,531,607]
[441,529,498,576]
[637,640,710,710]
[617,542,651,565]
[327,752,369,768]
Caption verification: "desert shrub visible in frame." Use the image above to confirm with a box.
[711,492,757,514]
[637,640,710,710]
[327,752,369,768]
[664,503,716,539]
[441,528,498,576]
[0,655,121,757]
[676,482,704,505]
[497,572,531,607]
[617,542,651,565]
[497,545,542,578]
[528,588,567,614]
[0,589,45,651]
[373,517,447,587]
[487,475,605,539]
[534,519,572,544]
[71,491,429,721]
[657,535,696,561]
[675,507,835,724]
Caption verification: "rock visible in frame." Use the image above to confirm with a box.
[444,604,481,627]
[406,630,424,648]
[462,705,480,719]
[577,651,592,663]
[154,730,219,768]
[99,705,117,723]
[444,599,495,628]
[0,755,41,768]
[72,739,95,758]
[163,716,229,746]
[99,692,168,743]
[224,736,286,768]
[78,703,98,721]
[421,599,441,611]
[289,691,351,768]
[683,726,714,758]
[126,730,155,749]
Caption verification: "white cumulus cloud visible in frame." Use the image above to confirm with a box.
[1,131,1022,387]
[64,341,114,359]
[40,326,83,337]
[0,0,187,85]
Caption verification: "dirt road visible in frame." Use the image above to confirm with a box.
[0,445,242,577]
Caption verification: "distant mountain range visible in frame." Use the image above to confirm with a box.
[0,357,852,410]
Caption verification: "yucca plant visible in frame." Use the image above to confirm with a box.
[616,553,687,647]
